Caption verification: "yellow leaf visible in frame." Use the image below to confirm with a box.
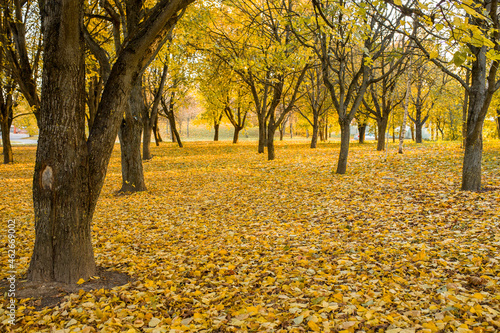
[308,320,320,332]
[76,278,85,285]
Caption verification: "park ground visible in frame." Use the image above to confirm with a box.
[0,140,499,332]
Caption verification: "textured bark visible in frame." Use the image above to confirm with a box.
[336,121,350,174]
[358,124,366,144]
[1,119,13,164]
[119,80,146,192]
[28,0,193,283]
[462,133,482,190]
[0,75,14,164]
[267,121,276,161]
[376,117,388,151]
[310,112,319,148]
[496,108,500,138]
[258,117,267,154]
[28,0,95,283]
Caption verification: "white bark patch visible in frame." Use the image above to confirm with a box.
[41,166,54,190]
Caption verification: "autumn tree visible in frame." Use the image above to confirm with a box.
[386,0,500,190]
[28,0,192,284]
[293,0,410,173]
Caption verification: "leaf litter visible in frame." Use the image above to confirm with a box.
[0,140,499,332]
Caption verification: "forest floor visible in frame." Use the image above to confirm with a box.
[0,140,499,333]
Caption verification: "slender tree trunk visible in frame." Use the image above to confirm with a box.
[267,123,276,160]
[358,124,366,144]
[289,119,293,139]
[258,115,266,153]
[118,81,146,192]
[377,117,388,151]
[1,119,13,163]
[233,127,241,143]
[153,115,162,146]
[142,122,153,160]
[399,71,411,154]
[28,0,96,283]
[410,124,415,141]
[311,113,319,148]
[214,123,220,141]
[336,121,350,174]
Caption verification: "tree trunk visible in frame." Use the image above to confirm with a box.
[1,120,13,164]
[399,71,411,154]
[461,133,482,190]
[289,120,293,139]
[214,123,219,141]
[118,81,146,192]
[28,0,96,283]
[267,123,276,160]
[258,116,266,153]
[233,127,241,143]
[143,121,153,160]
[358,124,366,144]
[153,114,162,146]
[377,117,388,151]
[311,113,319,148]
[336,121,350,174]
[415,122,422,143]
[410,124,415,141]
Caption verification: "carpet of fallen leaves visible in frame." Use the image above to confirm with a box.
[1,140,500,333]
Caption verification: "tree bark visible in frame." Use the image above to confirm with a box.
[376,117,388,151]
[258,117,267,153]
[311,112,319,148]
[358,124,366,144]
[28,0,96,283]
[119,80,146,192]
[1,118,13,164]
[214,123,220,141]
[415,122,422,143]
[336,120,350,174]
[462,133,482,190]
[233,127,241,143]
[28,0,192,284]
[267,122,276,160]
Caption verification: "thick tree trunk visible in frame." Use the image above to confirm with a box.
[415,122,423,143]
[214,123,219,141]
[358,124,366,144]
[1,120,13,164]
[233,127,241,143]
[377,117,388,151]
[336,121,350,174]
[462,133,482,190]
[28,0,96,283]
[311,113,319,148]
[119,82,146,192]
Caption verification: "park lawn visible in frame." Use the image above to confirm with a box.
[1,140,500,332]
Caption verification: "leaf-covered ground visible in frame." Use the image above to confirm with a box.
[1,140,500,333]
